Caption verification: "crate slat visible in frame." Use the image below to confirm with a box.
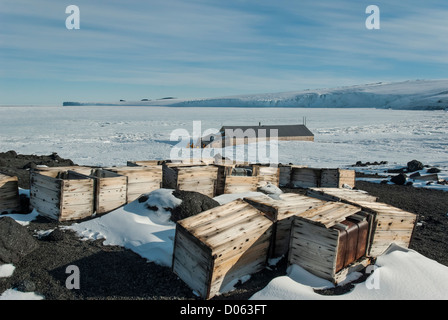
[172,199,272,299]
[0,173,20,213]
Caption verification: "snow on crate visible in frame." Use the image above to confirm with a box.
[66,189,181,267]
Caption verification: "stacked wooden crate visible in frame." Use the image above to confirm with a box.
[252,164,280,187]
[30,170,95,222]
[35,166,128,215]
[0,173,20,213]
[88,169,128,215]
[290,167,321,188]
[288,202,372,283]
[279,164,292,187]
[127,160,165,166]
[307,187,378,204]
[354,201,417,257]
[214,163,259,195]
[290,167,356,189]
[162,163,218,198]
[34,165,95,176]
[243,193,326,257]
[306,187,416,257]
[172,199,273,299]
[321,169,356,188]
[105,166,163,203]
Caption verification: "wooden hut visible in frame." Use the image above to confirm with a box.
[202,124,314,148]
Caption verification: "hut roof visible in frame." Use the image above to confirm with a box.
[220,124,313,138]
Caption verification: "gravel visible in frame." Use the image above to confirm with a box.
[1,152,447,300]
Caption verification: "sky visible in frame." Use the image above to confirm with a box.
[0,0,448,105]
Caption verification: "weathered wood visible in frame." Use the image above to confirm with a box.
[353,200,417,257]
[105,166,163,203]
[287,202,374,284]
[162,164,218,197]
[86,169,128,215]
[0,173,20,213]
[29,170,95,222]
[252,165,280,187]
[290,167,321,188]
[321,169,356,188]
[172,199,273,299]
[223,176,259,194]
[243,193,327,257]
[127,160,165,166]
[307,187,378,204]
[33,166,95,176]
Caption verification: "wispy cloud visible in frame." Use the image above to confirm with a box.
[1,0,447,104]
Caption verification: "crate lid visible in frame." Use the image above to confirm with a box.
[295,201,362,228]
[244,193,326,221]
[177,199,272,250]
[308,187,379,203]
[352,200,416,218]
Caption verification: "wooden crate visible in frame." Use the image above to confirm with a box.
[34,166,95,176]
[172,199,273,299]
[290,167,321,188]
[253,164,280,187]
[278,164,307,187]
[223,176,259,194]
[0,173,20,213]
[214,164,234,195]
[30,170,95,222]
[307,187,378,205]
[353,201,417,257]
[163,164,218,198]
[127,160,165,166]
[214,164,259,195]
[104,166,162,203]
[88,169,127,215]
[244,193,326,257]
[288,202,372,283]
[321,169,356,188]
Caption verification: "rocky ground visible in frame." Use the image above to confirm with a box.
[0,151,447,300]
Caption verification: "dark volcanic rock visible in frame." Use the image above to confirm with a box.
[0,151,76,189]
[0,217,39,264]
[390,173,407,185]
[169,190,220,222]
[407,160,424,172]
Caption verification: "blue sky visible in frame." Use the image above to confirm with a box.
[1,0,447,105]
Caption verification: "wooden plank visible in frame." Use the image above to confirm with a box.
[288,217,339,280]
[0,174,20,212]
[297,202,361,228]
[173,199,273,299]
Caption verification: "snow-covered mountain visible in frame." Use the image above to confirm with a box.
[64,79,448,110]
[173,79,448,110]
